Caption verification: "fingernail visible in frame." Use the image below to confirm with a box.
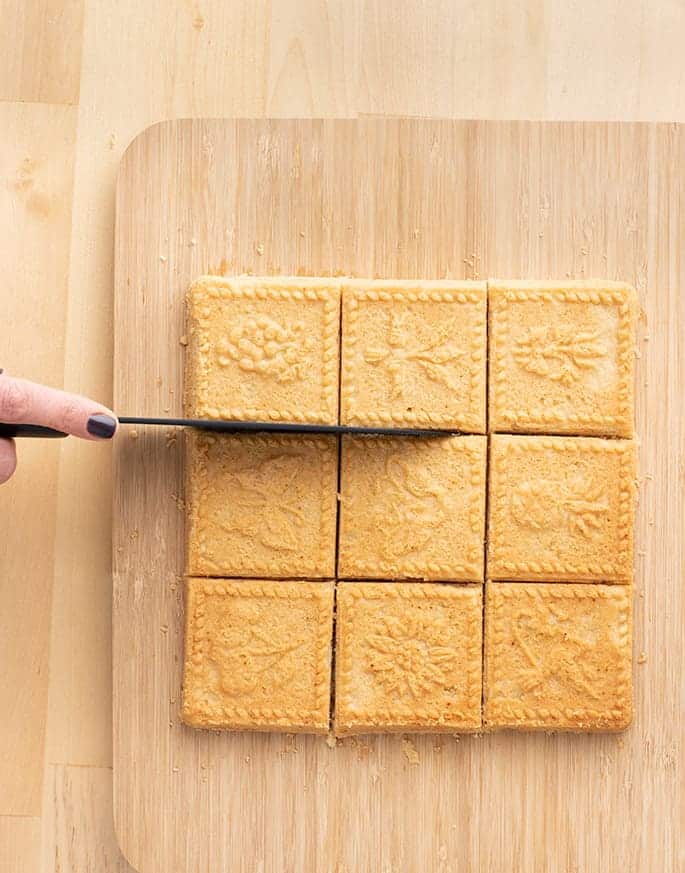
[87,414,117,439]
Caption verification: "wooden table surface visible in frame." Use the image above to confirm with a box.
[1,3,684,870]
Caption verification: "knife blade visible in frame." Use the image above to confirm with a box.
[0,417,457,439]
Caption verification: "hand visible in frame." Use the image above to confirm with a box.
[0,372,118,484]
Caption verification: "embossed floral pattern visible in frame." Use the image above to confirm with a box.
[513,326,605,386]
[510,475,608,537]
[363,311,465,399]
[216,316,314,382]
[218,452,307,552]
[366,615,459,698]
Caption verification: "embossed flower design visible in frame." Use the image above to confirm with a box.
[366,615,458,698]
[510,475,608,537]
[364,312,465,398]
[218,453,306,552]
[216,316,314,383]
[513,326,605,386]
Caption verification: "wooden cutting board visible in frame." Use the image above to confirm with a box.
[113,118,683,873]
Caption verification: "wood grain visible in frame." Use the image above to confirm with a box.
[2,1,685,869]
[40,765,134,872]
[0,0,85,104]
[0,101,78,816]
[113,117,683,873]
[0,817,40,873]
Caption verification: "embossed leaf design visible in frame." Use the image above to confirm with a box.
[216,316,314,383]
[219,453,305,552]
[513,326,606,386]
[511,615,602,701]
[366,616,457,698]
[210,626,306,697]
[377,454,447,559]
[510,476,608,538]
[363,312,466,398]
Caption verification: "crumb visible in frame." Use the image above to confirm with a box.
[326,734,338,749]
[129,529,139,541]
[156,377,163,387]
[299,231,306,238]
[189,237,197,247]
[179,335,188,346]
[160,254,167,262]
[644,473,653,481]
[244,756,251,763]
[336,492,341,501]
[108,133,116,149]
[255,243,264,255]
[402,737,420,765]
[172,767,180,773]
[160,624,168,634]
[637,652,647,664]
[616,738,624,748]
[129,429,139,440]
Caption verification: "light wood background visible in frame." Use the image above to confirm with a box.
[1,3,685,870]
[113,116,683,873]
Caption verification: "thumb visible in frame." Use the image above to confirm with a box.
[0,374,118,440]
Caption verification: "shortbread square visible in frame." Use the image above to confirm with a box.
[341,280,487,431]
[484,582,632,731]
[487,435,636,583]
[338,435,486,581]
[335,582,482,735]
[182,579,334,732]
[185,431,338,577]
[185,275,341,424]
[488,280,637,437]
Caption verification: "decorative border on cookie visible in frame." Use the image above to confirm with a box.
[338,436,486,581]
[187,276,340,424]
[341,282,486,430]
[489,282,636,435]
[484,583,631,728]
[186,431,338,577]
[487,436,635,582]
[182,578,333,729]
[335,583,482,732]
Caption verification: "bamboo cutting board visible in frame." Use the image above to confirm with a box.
[113,119,683,873]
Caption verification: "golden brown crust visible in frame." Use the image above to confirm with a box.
[338,435,486,581]
[334,582,482,735]
[484,582,632,731]
[185,275,341,424]
[185,431,338,577]
[341,280,487,431]
[487,435,636,582]
[182,578,334,732]
[488,279,637,437]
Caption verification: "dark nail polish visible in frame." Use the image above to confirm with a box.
[87,414,117,439]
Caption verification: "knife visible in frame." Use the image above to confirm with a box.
[0,416,456,439]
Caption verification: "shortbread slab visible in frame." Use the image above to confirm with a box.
[335,582,482,735]
[185,431,338,577]
[487,435,636,582]
[185,275,341,424]
[484,582,632,731]
[341,280,487,431]
[182,579,334,732]
[488,280,637,437]
[338,435,487,581]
